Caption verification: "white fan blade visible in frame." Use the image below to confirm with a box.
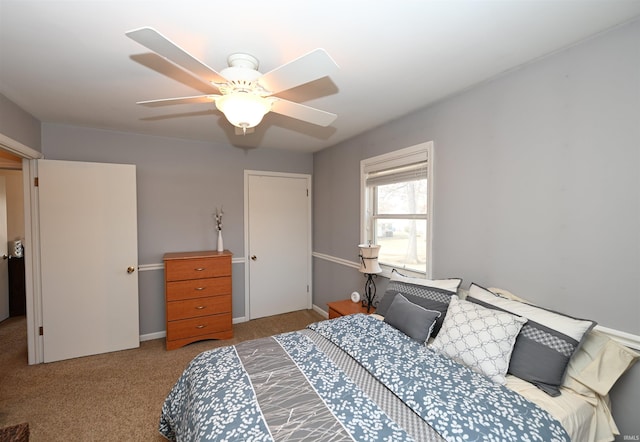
[259,48,339,95]
[136,95,219,106]
[126,27,227,84]
[270,99,337,127]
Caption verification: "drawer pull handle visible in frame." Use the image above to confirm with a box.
[195,306,206,310]
[195,287,205,291]
[195,324,207,329]
[194,267,206,271]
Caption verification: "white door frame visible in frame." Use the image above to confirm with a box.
[243,170,312,321]
[0,177,8,322]
[0,133,44,364]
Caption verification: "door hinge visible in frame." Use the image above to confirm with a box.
[306,189,309,197]
[34,177,39,187]
[307,285,309,292]
[39,326,44,336]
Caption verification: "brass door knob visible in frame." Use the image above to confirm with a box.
[127,266,136,274]
[251,255,257,261]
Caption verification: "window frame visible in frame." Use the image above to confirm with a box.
[360,141,434,279]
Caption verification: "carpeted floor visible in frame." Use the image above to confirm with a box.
[0,309,324,441]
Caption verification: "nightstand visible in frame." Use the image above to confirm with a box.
[327,299,375,319]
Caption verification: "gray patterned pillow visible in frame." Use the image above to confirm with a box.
[467,284,596,396]
[384,294,441,343]
[430,295,526,384]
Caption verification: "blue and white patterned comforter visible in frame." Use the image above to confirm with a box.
[159,314,570,441]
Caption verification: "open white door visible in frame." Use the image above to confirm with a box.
[246,171,311,319]
[37,159,139,363]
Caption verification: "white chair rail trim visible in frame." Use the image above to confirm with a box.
[594,325,640,351]
[138,257,245,272]
[312,252,640,350]
[137,253,640,350]
[312,251,359,270]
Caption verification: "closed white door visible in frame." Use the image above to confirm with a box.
[0,177,8,322]
[38,159,139,363]
[246,172,311,319]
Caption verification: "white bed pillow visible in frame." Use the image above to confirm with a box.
[487,287,532,304]
[564,329,639,396]
[389,271,462,292]
[430,295,526,384]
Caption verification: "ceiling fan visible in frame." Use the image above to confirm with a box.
[126,27,339,135]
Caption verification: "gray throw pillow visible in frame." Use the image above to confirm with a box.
[377,280,458,337]
[467,283,596,396]
[384,294,442,343]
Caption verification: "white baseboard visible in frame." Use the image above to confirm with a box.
[140,331,165,342]
[313,304,329,319]
[140,311,639,351]
[139,308,331,342]
[139,316,249,342]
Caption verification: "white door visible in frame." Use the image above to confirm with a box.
[0,177,8,322]
[246,172,311,319]
[38,159,139,363]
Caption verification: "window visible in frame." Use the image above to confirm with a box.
[361,142,433,277]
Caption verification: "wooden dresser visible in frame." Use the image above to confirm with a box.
[163,250,233,350]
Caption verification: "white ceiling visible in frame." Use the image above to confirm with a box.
[1,1,639,153]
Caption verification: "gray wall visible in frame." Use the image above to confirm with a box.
[313,20,639,439]
[0,94,41,151]
[41,123,313,333]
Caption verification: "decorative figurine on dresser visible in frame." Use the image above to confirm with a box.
[163,250,233,350]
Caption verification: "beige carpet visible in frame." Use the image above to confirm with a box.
[0,309,324,441]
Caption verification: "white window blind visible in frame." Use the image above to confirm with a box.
[365,162,427,187]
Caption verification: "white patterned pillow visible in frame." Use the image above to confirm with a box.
[430,295,526,384]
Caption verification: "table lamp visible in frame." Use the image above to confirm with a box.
[358,242,382,312]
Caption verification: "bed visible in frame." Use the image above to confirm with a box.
[159,274,638,441]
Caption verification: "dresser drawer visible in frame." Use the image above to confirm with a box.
[166,277,231,301]
[167,314,232,341]
[165,257,231,281]
[167,295,231,322]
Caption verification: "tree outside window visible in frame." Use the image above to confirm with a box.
[373,180,427,273]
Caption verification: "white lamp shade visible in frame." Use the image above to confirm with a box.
[215,92,272,129]
[358,243,382,274]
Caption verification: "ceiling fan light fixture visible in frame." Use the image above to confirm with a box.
[126,29,339,133]
[215,92,272,130]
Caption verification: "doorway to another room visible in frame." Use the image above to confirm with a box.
[0,148,26,361]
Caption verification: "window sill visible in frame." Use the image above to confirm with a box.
[380,265,428,280]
